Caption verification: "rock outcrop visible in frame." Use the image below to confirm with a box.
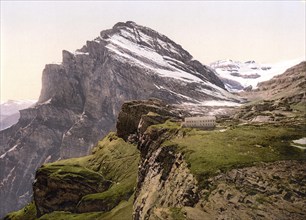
[32,132,139,218]
[199,160,306,220]
[33,164,112,216]
[0,21,240,217]
[116,99,182,141]
[115,99,199,219]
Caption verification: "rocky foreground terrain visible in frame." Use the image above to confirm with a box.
[4,95,306,219]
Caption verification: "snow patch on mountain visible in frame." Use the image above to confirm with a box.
[105,30,204,83]
[0,145,18,159]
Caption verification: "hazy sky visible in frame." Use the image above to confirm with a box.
[1,1,305,101]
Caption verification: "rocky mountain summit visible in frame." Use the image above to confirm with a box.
[0,21,240,217]
[4,99,306,220]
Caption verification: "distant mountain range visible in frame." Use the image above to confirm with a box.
[0,100,36,130]
[250,61,306,103]
[210,59,303,91]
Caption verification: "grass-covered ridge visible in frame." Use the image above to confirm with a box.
[5,133,139,220]
[156,121,306,188]
[48,132,139,213]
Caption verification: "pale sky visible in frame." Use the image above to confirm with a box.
[1,1,305,101]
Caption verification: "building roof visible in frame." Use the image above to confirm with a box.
[185,116,216,121]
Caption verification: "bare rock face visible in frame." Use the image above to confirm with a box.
[116,99,181,141]
[0,21,238,217]
[134,145,199,220]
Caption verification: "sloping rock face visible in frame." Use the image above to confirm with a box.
[133,161,306,220]
[0,21,238,217]
[198,161,306,220]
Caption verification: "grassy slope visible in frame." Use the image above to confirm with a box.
[45,132,139,218]
[162,121,306,189]
[38,198,133,220]
[5,133,138,220]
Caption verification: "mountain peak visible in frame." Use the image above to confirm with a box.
[98,21,193,64]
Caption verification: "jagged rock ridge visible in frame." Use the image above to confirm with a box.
[0,21,239,217]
